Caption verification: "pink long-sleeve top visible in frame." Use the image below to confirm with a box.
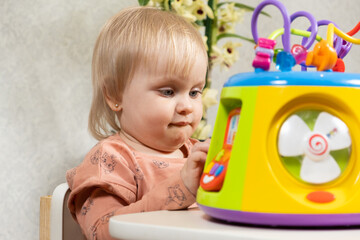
[66,134,197,240]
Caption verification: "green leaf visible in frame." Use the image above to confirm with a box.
[217,2,271,17]
[217,33,255,43]
[138,0,150,6]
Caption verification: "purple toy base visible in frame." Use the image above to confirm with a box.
[198,204,360,227]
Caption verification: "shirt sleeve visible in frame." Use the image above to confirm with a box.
[66,141,196,240]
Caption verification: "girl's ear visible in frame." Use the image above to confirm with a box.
[105,96,122,112]
[103,87,122,112]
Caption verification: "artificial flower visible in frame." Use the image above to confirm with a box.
[202,88,218,117]
[202,36,209,51]
[183,0,196,7]
[188,1,214,21]
[222,41,242,68]
[171,0,183,10]
[146,0,164,7]
[171,2,198,22]
[210,45,225,66]
[192,120,212,140]
[219,2,243,23]
[218,22,235,34]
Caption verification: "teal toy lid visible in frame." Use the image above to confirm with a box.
[224,71,360,87]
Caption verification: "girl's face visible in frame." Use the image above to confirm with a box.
[117,54,207,154]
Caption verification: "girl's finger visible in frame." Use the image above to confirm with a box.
[191,141,210,153]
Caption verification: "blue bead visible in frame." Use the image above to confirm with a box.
[275,51,296,72]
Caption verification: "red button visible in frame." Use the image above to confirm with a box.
[306,191,335,203]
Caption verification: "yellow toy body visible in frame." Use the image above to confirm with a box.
[197,71,360,226]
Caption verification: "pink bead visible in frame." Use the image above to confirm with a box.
[252,52,271,70]
[258,38,276,49]
[291,44,307,64]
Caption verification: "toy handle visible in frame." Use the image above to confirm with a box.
[287,11,317,50]
[251,0,291,52]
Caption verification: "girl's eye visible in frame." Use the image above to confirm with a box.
[159,89,174,97]
[189,90,202,98]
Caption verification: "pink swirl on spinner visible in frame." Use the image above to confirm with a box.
[307,134,328,156]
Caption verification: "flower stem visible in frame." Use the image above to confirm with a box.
[204,0,218,88]
[164,0,170,11]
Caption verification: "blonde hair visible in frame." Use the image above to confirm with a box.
[88,7,208,140]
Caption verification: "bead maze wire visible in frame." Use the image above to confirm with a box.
[251,0,360,72]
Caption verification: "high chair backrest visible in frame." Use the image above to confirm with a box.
[50,183,85,240]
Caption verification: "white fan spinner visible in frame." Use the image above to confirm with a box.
[278,112,351,184]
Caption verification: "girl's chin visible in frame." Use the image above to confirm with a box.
[171,132,191,145]
[157,139,188,153]
[159,141,185,152]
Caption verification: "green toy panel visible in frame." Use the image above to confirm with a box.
[197,86,258,210]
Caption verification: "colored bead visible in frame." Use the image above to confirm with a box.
[252,38,276,71]
[276,51,296,71]
[291,44,308,64]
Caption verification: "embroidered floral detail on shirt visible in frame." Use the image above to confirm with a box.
[81,198,94,215]
[152,160,169,169]
[90,150,117,174]
[100,211,115,224]
[88,211,115,240]
[166,184,186,206]
[66,167,77,187]
[90,149,101,164]
[89,226,97,240]
[101,153,117,174]
[134,163,144,180]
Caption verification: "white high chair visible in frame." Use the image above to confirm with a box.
[40,183,85,240]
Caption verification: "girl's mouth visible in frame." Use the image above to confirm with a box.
[170,122,190,127]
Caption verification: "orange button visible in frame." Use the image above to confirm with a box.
[306,191,335,203]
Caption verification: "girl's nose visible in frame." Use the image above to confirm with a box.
[176,96,194,115]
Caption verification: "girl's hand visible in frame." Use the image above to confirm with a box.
[181,139,210,196]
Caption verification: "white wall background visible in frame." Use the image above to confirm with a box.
[1,0,359,239]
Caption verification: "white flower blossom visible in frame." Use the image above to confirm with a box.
[218,22,235,34]
[188,1,214,21]
[202,88,218,117]
[202,36,208,51]
[219,3,244,23]
[211,41,242,69]
[192,120,212,140]
[146,0,164,8]
[171,1,197,22]
[222,41,242,68]
[210,45,225,66]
